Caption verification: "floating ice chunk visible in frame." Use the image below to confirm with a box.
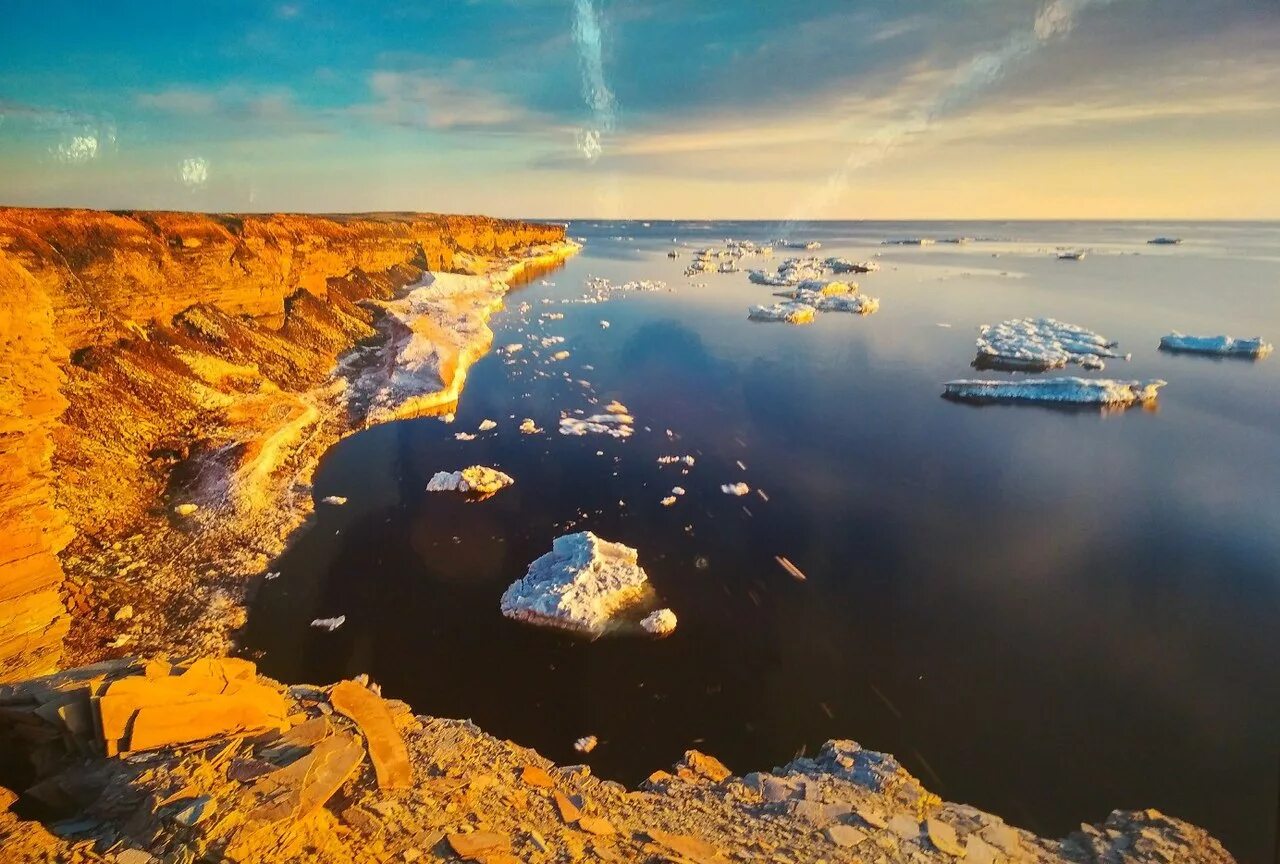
[478,419,498,431]
[574,735,598,754]
[311,615,346,631]
[321,495,348,506]
[660,496,677,507]
[559,412,634,438]
[824,257,879,273]
[976,318,1127,371]
[640,608,678,637]
[550,350,571,362]
[426,466,514,496]
[503,343,524,353]
[657,455,696,466]
[774,280,856,298]
[1159,332,1272,359]
[721,482,750,496]
[519,418,542,434]
[455,432,476,441]
[600,320,610,328]
[942,377,1166,406]
[499,531,653,636]
[749,257,827,286]
[543,312,564,320]
[605,400,628,414]
[748,302,816,324]
[671,486,685,496]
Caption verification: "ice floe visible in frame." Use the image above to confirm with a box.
[321,495,348,506]
[1159,332,1272,359]
[721,482,750,496]
[454,432,476,441]
[519,418,542,434]
[975,318,1128,371]
[824,257,879,274]
[499,531,659,637]
[310,615,346,631]
[748,257,828,286]
[478,419,498,431]
[657,455,696,467]
[426,466,515,497]
[640,608,678,636]
[660,496,677,507]
[748,302,817,324]
[942,377,1166,406]
[559,411,634,438]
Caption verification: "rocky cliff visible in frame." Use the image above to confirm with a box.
[0,208,568,682]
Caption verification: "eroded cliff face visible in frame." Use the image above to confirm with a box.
[0,208,568,681]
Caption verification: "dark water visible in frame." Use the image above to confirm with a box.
[244,221,1280,862]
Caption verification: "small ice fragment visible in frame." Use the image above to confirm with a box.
[441,413,455,423]
[455,432,476,441]
[478,419,498,431]
[721,482,750,496]
[574,735,598,754]
[756,489,769,502]
[504,343,524,353]
[775,556,807,581]
[264,571,281,580]
[321,495,348,506]
[671,487,685,496]
[311,615,346,631]
[641,608,678,637]
[735,460,746,471]
[661,496,677,507]
[658,455,695,467]
[1158,332,1272,358]
[600,320,610,329]
[605,400,628,414]
[550,350,570,362]
[519,418,543,434]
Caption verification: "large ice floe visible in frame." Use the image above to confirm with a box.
[975,318,1129,371]
[499,532,671,637]
[942,377,1166,406]
[426,465,514,498]
[1159,332,1272,359]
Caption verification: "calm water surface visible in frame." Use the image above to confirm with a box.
[245,221,1280,862]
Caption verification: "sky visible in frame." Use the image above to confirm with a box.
[1,0,1278,219]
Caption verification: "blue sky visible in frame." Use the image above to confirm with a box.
[2,0,1278,217]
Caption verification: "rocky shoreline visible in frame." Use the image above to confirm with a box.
[0,208,1238,862]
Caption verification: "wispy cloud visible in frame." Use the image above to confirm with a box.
[355,69,546,132]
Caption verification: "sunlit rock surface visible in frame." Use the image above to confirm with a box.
[976,318,1129,371]
[943,377,1166,406]
[499,532,653,636]
[1159,332,1272,358]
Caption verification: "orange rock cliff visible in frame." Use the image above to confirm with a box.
[0,208,567,682]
